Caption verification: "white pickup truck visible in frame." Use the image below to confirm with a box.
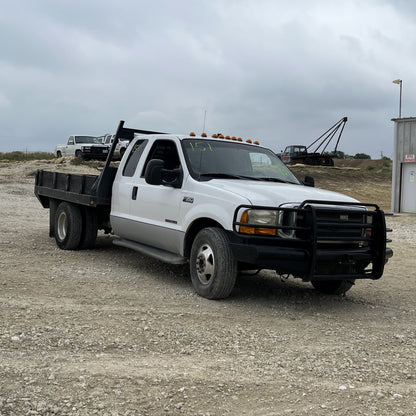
[55,135,109,160]
[101,134,130,159]
[36,121,392,299]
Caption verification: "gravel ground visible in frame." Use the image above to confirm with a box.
[0,160,415,416]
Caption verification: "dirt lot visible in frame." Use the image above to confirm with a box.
[0,159,415,416]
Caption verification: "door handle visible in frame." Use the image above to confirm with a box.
[132,186,138,200]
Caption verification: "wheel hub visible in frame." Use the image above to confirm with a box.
[57,211,68,241]
[195,244,215,284]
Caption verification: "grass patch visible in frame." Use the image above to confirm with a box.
[0,151,55,161]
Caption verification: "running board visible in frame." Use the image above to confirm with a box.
[113,238,187,265]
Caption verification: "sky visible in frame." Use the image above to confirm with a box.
[0,0,415,158]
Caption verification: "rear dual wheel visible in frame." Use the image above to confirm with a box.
[54,202,97,250]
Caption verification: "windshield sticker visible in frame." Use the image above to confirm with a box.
[188,142,213,152]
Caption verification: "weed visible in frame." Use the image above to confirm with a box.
[0,151,55,161]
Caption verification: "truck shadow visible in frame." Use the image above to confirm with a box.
[231,270,373,312]
[93,236,370,309]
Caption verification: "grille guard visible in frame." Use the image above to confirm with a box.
[232,200,391,281]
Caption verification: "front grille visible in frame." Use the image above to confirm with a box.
[313,207,369,242]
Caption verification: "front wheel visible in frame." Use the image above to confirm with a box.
[311,279,355,295]
[190,228,237,299]
[54,202,82,250]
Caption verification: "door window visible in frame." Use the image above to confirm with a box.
[141,140,181,175]
[122,139,147,177]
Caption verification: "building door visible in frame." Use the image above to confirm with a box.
[401,163,416,213]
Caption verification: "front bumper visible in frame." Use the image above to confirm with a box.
[231,201,393,281]
[81,147,109,160]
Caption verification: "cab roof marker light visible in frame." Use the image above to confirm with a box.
[212,134,218,138]
[189,132,196,136]
[237,137,243,142]
[219,134,224,139]
[246,139,252,143]
[201,133,207,137]
[225,135,231,140]
[231,136,237,141]
[254,140,260,145]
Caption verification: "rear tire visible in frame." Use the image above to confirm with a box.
[311,279,355,295]
[190,228,237,299]
[54,202,82,250]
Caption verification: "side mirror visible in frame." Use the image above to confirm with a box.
[144,159,164,185]
[144,159,183,188]
[304,175,315,187]
[161,167,183,188]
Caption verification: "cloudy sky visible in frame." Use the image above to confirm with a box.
[0,0,414,157]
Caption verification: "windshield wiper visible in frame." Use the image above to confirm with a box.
[199,173,262,181]
[256,177,295,184]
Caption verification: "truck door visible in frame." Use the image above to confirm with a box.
[65,136,75,156]
[127,139,185,254]
[111,138,148,221]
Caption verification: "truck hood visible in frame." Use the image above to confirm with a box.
[208,179,358,206]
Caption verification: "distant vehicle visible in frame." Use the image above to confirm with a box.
[101,134,129,159]
[55,135,109,160]
[280,117,348,166]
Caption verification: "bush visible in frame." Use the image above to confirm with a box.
[0,151,55,161]
[354,153,371,160]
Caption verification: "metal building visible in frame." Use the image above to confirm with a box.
[391,117,416,213]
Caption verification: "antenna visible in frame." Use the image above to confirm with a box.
[202,110,207,133]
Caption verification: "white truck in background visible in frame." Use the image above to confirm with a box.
[55,135,109,160]
[101,134,130,159]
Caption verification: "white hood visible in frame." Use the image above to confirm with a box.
[208,179,358,206]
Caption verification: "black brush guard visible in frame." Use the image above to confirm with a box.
[231,200,392,281]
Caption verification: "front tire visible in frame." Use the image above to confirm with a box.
[311,279,355,295]
[190,228,237,299]
[54,202,82,250]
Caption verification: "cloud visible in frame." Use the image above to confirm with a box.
[0,0,414,156]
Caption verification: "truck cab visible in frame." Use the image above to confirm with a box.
[281,145,307,164]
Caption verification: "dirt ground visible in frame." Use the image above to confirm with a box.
[0,159,415,416]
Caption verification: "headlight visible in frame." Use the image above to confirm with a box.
[239,209,278,235]
[239,209,297,238]
[82,146,91,152]
[363,213,372,240]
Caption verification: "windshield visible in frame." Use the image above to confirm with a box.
[75,136,101,144]
[182,139,300,184]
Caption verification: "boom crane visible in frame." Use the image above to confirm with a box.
[281,117,348,166]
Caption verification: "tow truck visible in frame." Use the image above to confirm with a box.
[281,117,348,166]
